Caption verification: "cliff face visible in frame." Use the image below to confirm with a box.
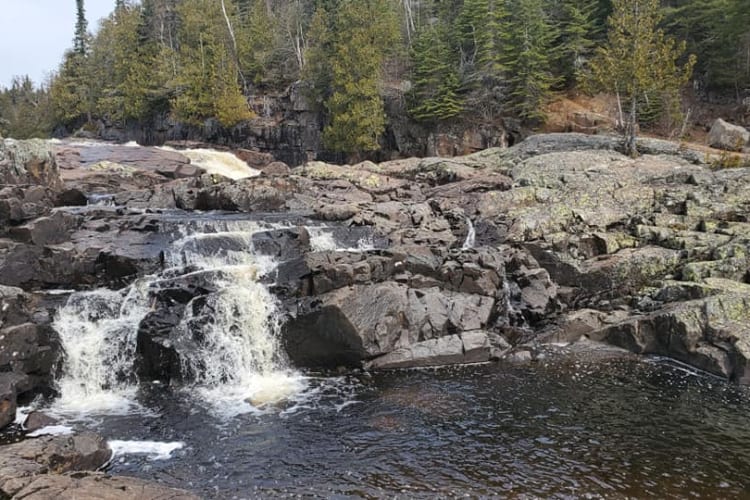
[90,83,509,166]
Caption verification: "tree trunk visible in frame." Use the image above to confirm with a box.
[625,94,638,157]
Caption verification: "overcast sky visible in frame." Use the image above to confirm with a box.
[0,0,115,88]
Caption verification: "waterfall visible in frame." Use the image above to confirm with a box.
[158,146,260,180]
[53,284,150,415]
[52,218,304,418]
[462,217,476,250]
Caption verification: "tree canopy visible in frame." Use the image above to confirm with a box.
[1,0,745,156]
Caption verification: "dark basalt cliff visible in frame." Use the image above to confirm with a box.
[87,83,510,167]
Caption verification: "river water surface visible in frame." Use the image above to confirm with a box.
[18,353,748,499]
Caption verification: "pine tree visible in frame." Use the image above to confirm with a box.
[588,0,695,156]
[666,0,750,94]
[236,0,276,87]
[172,0,252,127]
[49,0,93,128]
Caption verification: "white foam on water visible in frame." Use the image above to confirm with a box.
[195,373,308,419]
[27,425,74,437]
[308,228,338,252]
[108,440,185,460]
[307,227,378,253]
[14,405,34,426]
[123,141,141,147]
[158,146,260,180]
[42,289,77,296]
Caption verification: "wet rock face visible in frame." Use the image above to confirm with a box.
[11,131,750,379]
[0,285,59,429]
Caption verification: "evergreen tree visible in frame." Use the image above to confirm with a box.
[588,0,695,156]
[320,0,401,155]
[302,6,335,110]
[0,76,52,138]
[666,0,750,95]
[556,0,600,87]
[74,0,89,56]
[502,0,558,123]
[172,0,252,127]
[49,0,93,128]
[409,23,463,122]
[236,0,276,88]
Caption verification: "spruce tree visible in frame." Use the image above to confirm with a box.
[172,0,252,127]
[74,0,89,56]
[557,0,600,87]
[588,0,695,156]
[502,0,558,123]
[409,23,463,122]
[49,0,93,128]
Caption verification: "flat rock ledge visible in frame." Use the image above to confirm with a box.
[0,433,197,499]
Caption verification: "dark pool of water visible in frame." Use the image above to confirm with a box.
[25,349,741,499]
[6,350,750,499]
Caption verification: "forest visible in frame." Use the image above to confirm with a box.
[0,0,748,155]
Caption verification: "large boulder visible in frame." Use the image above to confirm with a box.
[708,118,749,151]
[283,282,498,368]
[0,433,111,497]
[0,139,62,190]
[588,280,750,382]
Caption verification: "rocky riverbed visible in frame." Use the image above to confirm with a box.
[3,132,750,495]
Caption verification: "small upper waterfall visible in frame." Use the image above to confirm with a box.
[158,147,260,180]
[51,218,303,418]
[462,217,476,250]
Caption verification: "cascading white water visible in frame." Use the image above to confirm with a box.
[307,226,377,253]
[52,283,151,415]
[52,218,305,418]
[462,217,476,250]
[166,224,303,416]
[158,146,260,180]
